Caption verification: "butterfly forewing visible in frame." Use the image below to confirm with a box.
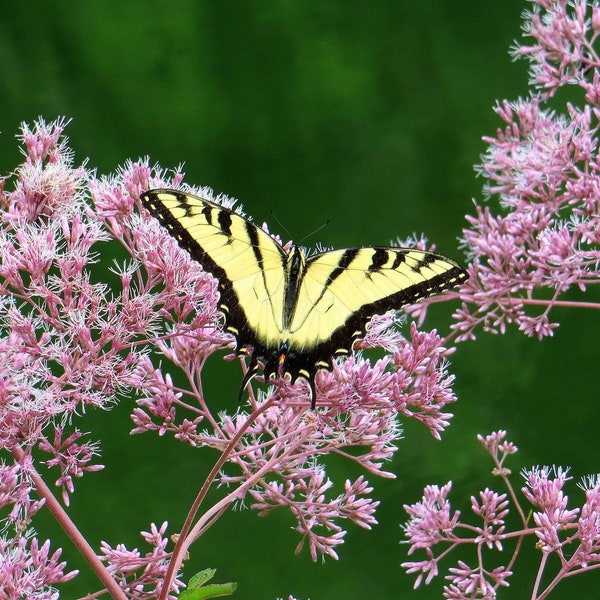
[288,247,465,355]
[141,190,288,351]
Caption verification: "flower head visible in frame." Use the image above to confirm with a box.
[402,482,459,552]
[420,0,600,342]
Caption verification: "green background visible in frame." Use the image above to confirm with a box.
[2,2,599,598]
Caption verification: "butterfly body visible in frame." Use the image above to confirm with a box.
[141,189,467,402]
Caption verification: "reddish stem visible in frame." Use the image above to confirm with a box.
[158,397,275,600]
[12,446,128,600]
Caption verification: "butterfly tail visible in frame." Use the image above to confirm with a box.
[238,355,260,403]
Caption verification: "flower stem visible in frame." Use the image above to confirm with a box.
[158,397,275,600]
[522,298,600,310]
[12,447,128,600]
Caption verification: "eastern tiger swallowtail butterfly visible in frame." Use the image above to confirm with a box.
[141,189,467,405]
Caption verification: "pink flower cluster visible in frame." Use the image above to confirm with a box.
[402,3,600,597]
[0,115,463,598]
[0,118,205,598]
[403,431,600,599]
[455,93,600,339]
[409,0,600,341]
[99,523,184,600]
[0,535,76,600]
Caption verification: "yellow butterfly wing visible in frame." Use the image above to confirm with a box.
[140,189,288,353]
[285,247,466,373]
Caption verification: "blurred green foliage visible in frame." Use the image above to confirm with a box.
[2,1,599,599]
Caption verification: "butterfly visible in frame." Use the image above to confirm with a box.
[141,189,467,405]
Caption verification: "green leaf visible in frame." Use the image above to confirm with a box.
[188,569,217,588]
[179,569,238,599]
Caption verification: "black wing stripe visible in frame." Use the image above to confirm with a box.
[369,248,389,270]
[217,208,233,237]
[325,248,359,286]
[246,219,263,267]
[389,251,405,270]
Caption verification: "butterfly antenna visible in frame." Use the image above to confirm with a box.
[299,220,330,246]
[268,208,293,240]
[269,209,330,246]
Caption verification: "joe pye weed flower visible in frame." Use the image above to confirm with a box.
[402,0,600,598]
[0,116,460,598]
[4,0,600,598]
